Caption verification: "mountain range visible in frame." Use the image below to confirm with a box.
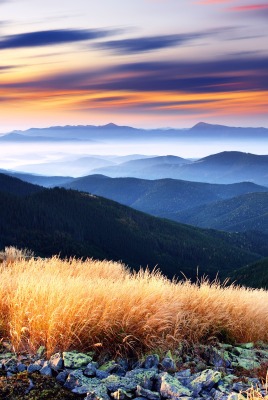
[0,173,267,282]
[62,174,268,220]
[1,122,267,142]
[91,151,268,186]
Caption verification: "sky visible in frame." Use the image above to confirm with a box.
[0,0,268,131]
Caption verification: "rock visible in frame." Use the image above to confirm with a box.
[104,369,157,392]
[84,362,98,377]
[39,361,53,376]
[159,372,192,398]
[142,355,159,370]
[99,360,116,372]
[175,369,192,387]
[56,369,69,384]
[63,351,92,369]
[24,378,35,394]
[64,370,108,398]
[125,368,158,390]
[49,352,63,371]
[17,363,27,372]
[213,389,229,400]
[239,343,254,349]
[3,358,18,373]
[36,345,46,358]
[227,394,246,400]
[209,348,232,368]
[27,362,42,373]
[111,389,133,399]
[136,385,160,400]
[232,358,260,370]
[96,369,110,379]
[190,369,221,395]
[232,382,249,393]
[161,357,175,372]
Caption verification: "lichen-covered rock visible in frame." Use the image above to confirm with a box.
[161,357,175,372]
[36,345,46,358]
[209,348,232,368]
[125,368,158,390]
[99,360,116,372]
[96,369,110,379]
[239,343,254,349]
[175,369,192,387]
[64,370,108,398]
[104,369,157,392]
[190,369,221,395]
[84,362,98,377]
[159,372,192,398]
[27,362,43,373]
[232,358,260,370]
[136,384,160,400]
[56,369,69,384]
[49,352,63,371]
[40,361,53,376]
[110,388,133,400]
[142,354,159,370]
[227,394,246,400]
[63,351,92,369]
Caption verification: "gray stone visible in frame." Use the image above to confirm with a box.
[161,357,175,372]
[63,351,92,369]
[232,382,249,393]
[49,352,63,371]
[227,394,246,400]
[17,363,27,372]
[213,390,229,400]
[110,389,133,400]
[239,343,254,349]
[99,360,116,372]
[175,369,192,387]
[159,372,192,398]
[36,346,46,358]
[142,355,159,370]
[56,370,69,384]
[136,385,160,400]
[125,368,158,390]
[27,362,42,373]
[104,369,157,393]
[40,361,53,376]
[209,348,232,368]
[64,370,108,399]
[96,369,110,379]
[190,369,221,395]
[4,358,18,373]
[84,362,98,377]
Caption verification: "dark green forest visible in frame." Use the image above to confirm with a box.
[0,174,267,281]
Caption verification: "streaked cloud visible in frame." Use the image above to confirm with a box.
[95,27,242,54]
[229,4,268,12]
[96,33,202,54]
[0,28,118,50]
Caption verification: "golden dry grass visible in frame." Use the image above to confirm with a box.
[239,372,268,399]
[0,256,268,357]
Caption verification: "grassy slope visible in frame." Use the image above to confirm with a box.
[0,257,268,357]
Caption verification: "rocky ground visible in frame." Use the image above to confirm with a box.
[0,341,268,400]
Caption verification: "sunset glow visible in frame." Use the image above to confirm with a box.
[0,0,267,131]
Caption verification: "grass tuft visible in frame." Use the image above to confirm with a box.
[0,255,267,358]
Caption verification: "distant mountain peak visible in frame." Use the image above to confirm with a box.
[191,122,226,130]
[101,123,119,129]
